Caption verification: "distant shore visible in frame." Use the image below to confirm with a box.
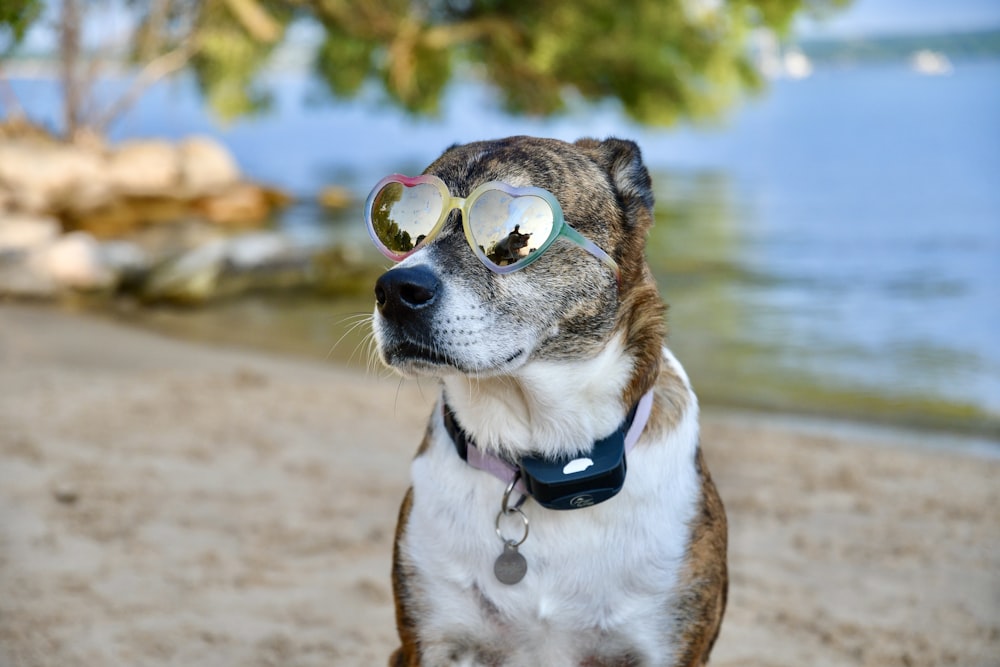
[1,302,997,666]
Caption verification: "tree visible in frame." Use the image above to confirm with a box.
[306,0,851,123]
[0,0,42,53]
[0,0,850,138]
[0,0,42,120]
[0,0,292,138]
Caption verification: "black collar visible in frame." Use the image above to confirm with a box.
[441,396,650,510]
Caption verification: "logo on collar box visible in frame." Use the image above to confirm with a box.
[518,428,627,511]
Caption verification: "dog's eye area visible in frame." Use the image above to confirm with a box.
[469,191,554,268]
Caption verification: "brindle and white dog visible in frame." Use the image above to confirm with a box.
[371,136,727,666]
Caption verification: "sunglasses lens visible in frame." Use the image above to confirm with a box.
[369,181,444,255]
[468,191,554,269]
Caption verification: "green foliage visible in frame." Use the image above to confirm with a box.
[315,27,374,97]
[190,0,294,121]
[0,0,852,129]
[0,0,42,55]
[305,0,852,125]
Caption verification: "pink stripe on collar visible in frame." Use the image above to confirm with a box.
[625,388,655,452]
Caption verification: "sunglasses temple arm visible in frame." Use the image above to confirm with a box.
[559,225,622,283]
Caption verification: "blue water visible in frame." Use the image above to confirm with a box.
[7,58,1000,430]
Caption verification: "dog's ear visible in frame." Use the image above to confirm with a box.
[575,137,655,221]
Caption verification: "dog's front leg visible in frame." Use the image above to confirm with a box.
[390,489,424,666]
[389,646,420,667]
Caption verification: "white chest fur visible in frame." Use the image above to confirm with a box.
[402,349,702,666]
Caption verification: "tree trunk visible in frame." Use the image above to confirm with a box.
[59,0,82,140]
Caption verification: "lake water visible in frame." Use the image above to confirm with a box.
[8,57,1000,436]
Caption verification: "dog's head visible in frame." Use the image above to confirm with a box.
[371,136,664,399]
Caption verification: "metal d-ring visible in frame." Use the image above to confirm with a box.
[501,472,526,512]
[495,473,529,547]
[495,505,529,547]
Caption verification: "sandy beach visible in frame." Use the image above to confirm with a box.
[0,303,997,667]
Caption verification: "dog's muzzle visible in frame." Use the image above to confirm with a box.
[375,265,440,324]
[374,265,450,367]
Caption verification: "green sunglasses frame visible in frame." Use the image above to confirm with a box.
[365,173,620,280]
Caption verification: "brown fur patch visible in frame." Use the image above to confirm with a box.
[668,448,729,666]
[575,138,692,448]
[391,420,438,665]
[573,138,667,409]
[616,266,667,409]
[390,488,422,666]
[414,415,434,457]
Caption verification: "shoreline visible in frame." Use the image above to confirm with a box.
[85,296,1000,451]
[1,302,998,666]
[703,406,1000,461]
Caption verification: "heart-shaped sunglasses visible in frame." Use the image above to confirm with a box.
[365,174,620,280]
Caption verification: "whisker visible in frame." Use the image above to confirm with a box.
[347,327,375,367]
[327,311,374,361]
[364,333,383,376]
[394,376,407,416]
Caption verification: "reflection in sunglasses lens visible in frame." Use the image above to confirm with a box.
[370,182,443,254]
[469,192,554,267]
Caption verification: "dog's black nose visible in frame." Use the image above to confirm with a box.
[375,266,440,321]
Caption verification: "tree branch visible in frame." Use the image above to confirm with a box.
[141,0,172,62]
[0,62,27,121]
[92,39,200,133]
[422,17,521,50]
[223,0,282,43]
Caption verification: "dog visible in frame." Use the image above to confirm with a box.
[369,136,727,666]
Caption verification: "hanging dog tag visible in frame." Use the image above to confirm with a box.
[494,542,527,585]
[493,474,529,585]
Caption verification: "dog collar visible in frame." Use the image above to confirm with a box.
[442,389,655,510]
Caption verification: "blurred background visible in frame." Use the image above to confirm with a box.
[1,0,998,440]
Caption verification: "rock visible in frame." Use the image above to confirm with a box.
[0,214,61,252]
[141,238,228,303]
[178,136,241,196]
[0,225,145,298]
[263,185,293,208]
[66,196,193,237]
[64,199,145,237]
[140,232,314,304]
[313,243,382,296]
[106,139,181,196]
[29,231,116,290]
[0,133,284,234]
[0,140,113,213]
[0,117,54,142]
[225,232,293,268]
[123,218,228,262]
[52,481,80,505]
[99,239,149,276]
[318,185,353,209]
[193,183,275,226]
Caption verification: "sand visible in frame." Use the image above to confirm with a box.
[0,303,997,667]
